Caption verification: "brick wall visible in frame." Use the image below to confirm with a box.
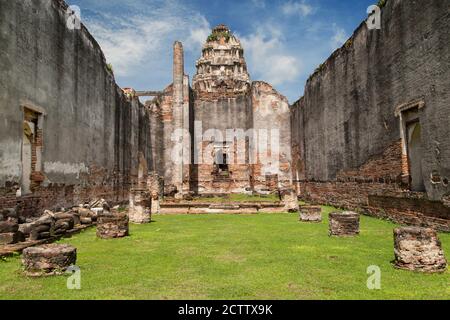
[291,0,450,231]
[0,0,155,217]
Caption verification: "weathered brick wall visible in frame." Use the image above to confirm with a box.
[191,94,253,194]
[0,0,155,217]
[291,0,450,231]
[188,82,293,195]
[146,97,165,178]
[290,97,307,197]
[252,81,293,193]
[147,79,191,196]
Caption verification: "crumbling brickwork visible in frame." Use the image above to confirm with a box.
[188,25,293,195]
[0,0,155,217]
[290,0,450,231]
[393,227,447,273]
[252,82,293,192]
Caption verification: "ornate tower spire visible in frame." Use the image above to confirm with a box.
[192,24,251,98]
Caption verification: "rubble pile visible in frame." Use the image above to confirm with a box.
[0,199,111,246]
[0,208,24,245]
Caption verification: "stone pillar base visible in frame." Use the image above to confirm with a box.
[22,244,77,277]
[329,211,360,236]
[300,206,322,222]
[281,188,299,213]
[151,198,160,215]
[129,188,151,224]
[97,213,129,239]
[147,173,164,215]
[394,227,447,273]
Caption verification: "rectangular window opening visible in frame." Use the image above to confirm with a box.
[399,105,425,192]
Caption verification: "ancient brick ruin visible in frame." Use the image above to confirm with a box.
[299,206,322,223]
[97,212,129,239]
[393,227,447,273]
[290,0,450,231]
[22,243,77,277]
[128,188,152,224]
[0,0,449,245]
[145,25,293,197]
[329,212,361,237]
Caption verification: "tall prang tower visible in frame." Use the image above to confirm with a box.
[192,24,251,98]
[190,25,254,195]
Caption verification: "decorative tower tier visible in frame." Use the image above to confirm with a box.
[193,24,251,98]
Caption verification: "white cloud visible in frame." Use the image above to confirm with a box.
[78,0,306,100]
[282,0,314,17]
[87,16,173,77]
[330,25,348,50]
[83,1,210,78]
[185,15,211,52]
[240,26,301,86]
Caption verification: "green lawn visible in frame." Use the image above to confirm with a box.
[0,207,449,300]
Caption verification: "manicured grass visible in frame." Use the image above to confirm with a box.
[0,207,449,300]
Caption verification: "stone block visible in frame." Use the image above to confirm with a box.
[22,244,77,277]
[1,208,17,221]
[300,206,322,222]
[281,188,299,213]
[329,211,360,236]
[72,213,81,226]
[394,227,447,273]
[151,198,161,215]
[80,217,92,225]
[128,188,151,224]
[0,232,22,245]
[75,207,98,222]
[30,224,52,240]
[0,221,19,233]
[54,218,74,231]
[97,213,129,239]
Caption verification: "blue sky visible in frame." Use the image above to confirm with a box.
[66,0,375,103]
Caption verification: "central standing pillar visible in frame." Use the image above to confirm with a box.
[129,188,151,224]
[172,41,190,198]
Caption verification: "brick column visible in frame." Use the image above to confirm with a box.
[394,227,447,273]
[147,173,163,215]
[172,41,188,198]
[128,188,151,224]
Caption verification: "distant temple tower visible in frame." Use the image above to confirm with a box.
[193,24,251,98]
